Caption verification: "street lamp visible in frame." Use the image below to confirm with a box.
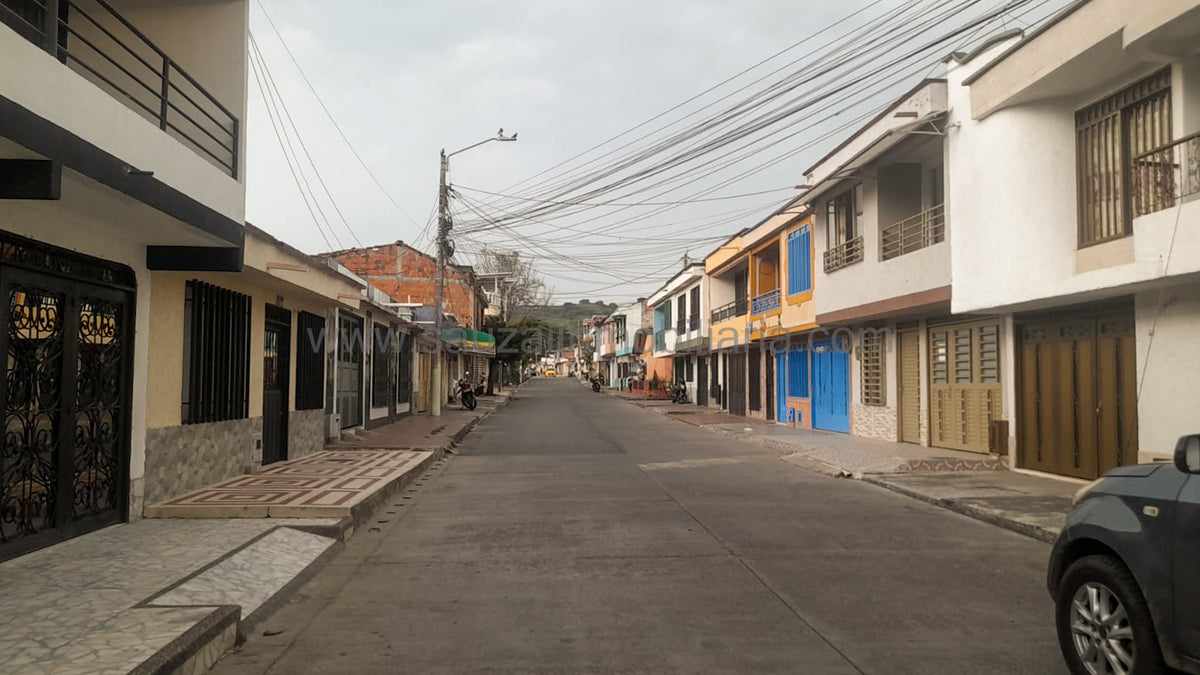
[431,129,518,416]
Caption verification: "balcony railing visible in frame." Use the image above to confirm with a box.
[654,329,667,352]
[0,0,239,177]
[710,298,748,324]
[751,289,780,314]
[824,235,864,273]
[880,204,946,261]
[675,319,686,334]
[1131,132,1200,218]
[688,315,700,331]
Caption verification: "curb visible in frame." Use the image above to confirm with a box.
[860,474,1060,544]
[130,605,240,675]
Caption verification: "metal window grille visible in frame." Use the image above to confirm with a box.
[294,311,325,410]
[689,286,700,329]
[395,331,412,405]
[860,332,885,406]
[181,280,250,424]
[371,324,390,408]
[1076,69,1171,247]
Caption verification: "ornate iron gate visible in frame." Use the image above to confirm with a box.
[0,231,135,561]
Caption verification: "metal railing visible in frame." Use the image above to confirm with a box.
[1131,132,1200,218]
[0,0,239,178]
[688,315,700,331]
[710,298,748,324]
[880,204,946,261]
[751,288,780,314]
[675,318,686,334]
[823,235,864,273]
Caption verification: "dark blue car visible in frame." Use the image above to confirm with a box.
[1048,434,1200,675]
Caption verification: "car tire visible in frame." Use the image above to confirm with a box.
[1055,554,1165,675]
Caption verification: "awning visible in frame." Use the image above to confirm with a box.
[441,327,496,356]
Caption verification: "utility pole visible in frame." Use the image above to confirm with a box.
[430,130,517,417]
[432,150,450,416]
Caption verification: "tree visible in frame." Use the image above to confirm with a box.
[476,250,551,320]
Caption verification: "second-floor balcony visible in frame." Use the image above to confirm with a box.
[654,329,667,352]
[711,298,748,324]
[751,289,780,314]
[0,0,239,177]
[880,204,946,261]
[1131,132,1200,217]
[824,235,864,273]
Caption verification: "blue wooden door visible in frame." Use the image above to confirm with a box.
[775,353,788,423]
[811,341,850,433]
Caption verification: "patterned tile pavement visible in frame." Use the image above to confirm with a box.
[145,450,433,519]
[0,519,339,675]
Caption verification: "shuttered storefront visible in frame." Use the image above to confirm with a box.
[1017,305,1137,479]
[928,319,1002,453]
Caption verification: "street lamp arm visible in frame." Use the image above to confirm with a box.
[446,131,518,159]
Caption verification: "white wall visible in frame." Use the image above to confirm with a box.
[0,5,246,220]
[952,49,1200,314]
[1135,284,1200,461]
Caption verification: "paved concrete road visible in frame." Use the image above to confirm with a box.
[214,378,1066,675]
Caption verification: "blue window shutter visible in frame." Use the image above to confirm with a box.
[800,227,811,292]
[787,226,812,295]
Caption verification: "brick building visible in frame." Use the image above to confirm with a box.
[323,242,488,328]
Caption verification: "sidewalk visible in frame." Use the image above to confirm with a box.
[0,390,518,675]
[626,396,1078,544]
[334,390,514,451]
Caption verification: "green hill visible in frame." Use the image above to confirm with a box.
[514,300,617,327]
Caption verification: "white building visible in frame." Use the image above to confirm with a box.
[0,0,249,559]
[647,263,709,403]
[800,78,1010,454]
[602,299,647,389]
[950,0,1200,478]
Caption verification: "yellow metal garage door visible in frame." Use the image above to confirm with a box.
[928,320,1002,454]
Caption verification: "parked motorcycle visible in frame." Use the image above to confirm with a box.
[671,381,688,404]
[457,375,478,410]
[591,377,602,393]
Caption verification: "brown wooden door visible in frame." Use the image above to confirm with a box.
[928,320,1002,453]
[899,329,921,444]
[416,352,432,412]
[1018,310,1137,479]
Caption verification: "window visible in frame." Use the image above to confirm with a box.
[787,225,812,295]
[181,280,250,424]
[689,286,700,331]
[395,331,412,405]
[686,357,694,382]
[786,348,808,398]
[295,311,325,410]
[371,324,391,407]
[1076,69,1172,247]
[827,188,858,247]
[824,187,864,272]
[860,332,886,406]
[676,295,686,333]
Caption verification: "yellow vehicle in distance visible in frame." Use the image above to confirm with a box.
[544,369,557,377]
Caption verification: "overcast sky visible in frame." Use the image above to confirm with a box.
[244,0,1058,303]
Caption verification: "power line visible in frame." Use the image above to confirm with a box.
[249,32,362,247]
[248,35,338,250]
[255,0,424,233]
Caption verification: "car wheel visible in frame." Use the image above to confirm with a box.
[1056,555,1165,675]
